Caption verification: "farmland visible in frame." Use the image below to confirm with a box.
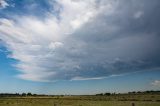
[0,94,159,106]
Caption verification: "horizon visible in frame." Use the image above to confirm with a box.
[0,0,160,95]
[1,90,160,96]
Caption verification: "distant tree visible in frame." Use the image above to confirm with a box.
[104,93,111,96]
[128,91,136,94]
[132,91,136,94]
[137,91,141,94]
[33,94,37,96]
[22,93,26,96]
[96,93,103,96]
[27,92,32,96]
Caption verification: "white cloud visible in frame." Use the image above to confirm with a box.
[71,76,106,81]
[0,0,9,9]
[49,42,63,50]
[151,80,160,87]
[0,0,105,82]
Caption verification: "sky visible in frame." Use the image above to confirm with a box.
[0,0,160,95]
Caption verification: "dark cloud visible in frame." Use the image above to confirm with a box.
[59,0,160,80]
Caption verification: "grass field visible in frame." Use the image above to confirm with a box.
[0,94,160,106]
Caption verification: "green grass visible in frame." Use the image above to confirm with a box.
[0,94,159,106]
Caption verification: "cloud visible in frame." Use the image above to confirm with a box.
[0,0,160,82]
[151,80,160,87]
[134,11,144,19]
[0,0,9,9]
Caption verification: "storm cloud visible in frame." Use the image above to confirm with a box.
[0,0,160,82]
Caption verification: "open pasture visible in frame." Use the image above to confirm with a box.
[0,94,159,106]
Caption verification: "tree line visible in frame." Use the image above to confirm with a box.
[0,93,47,97]
[0,90,159,97]
[95,90,160,96]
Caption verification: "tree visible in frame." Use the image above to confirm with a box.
[104,93,111,96]
[96,93,103,96]
[27,92,32,96]
[22,93,26,96]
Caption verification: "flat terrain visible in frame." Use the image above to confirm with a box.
[0,94,160,106]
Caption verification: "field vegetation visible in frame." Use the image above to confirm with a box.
[0,91,159,106]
